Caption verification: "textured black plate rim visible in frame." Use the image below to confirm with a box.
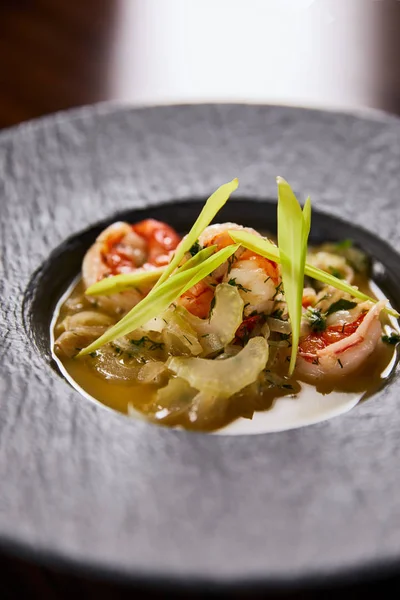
[2,98,400,141]
[1,102,400,592]
[18,198,400,590]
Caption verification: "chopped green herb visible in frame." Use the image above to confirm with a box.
[312,357,320,365]
[282,383,294,390]
[272,281,283,300]
[264,276,271,283]
[189,240,203,256]
[150,341,164,351]
[306,308,326,332]
[279,333,291,342]
[130,336,164,351]
[201,333,210,338]
[183,334,193,345]
[271,308,284,319]
[130,337,146,348]
[325,299,358,316]
[335,239,353,250]
[382,332,400,345]
[329,267,344,279]
[227,278,251,293]
[209,296,216,321]
[338,359,344,369]
[244,302,251,310]
[227,254,237,275]
[89,351,98,358]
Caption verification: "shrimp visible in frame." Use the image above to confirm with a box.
[82,219,181,313]
[178,223,281,318]
[296,300,385,381]
[131,219,181,267]
[307,251,354,284]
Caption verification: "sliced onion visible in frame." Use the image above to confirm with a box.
[179,283,244,356]
[267,317,291,334]
[137,361,166,384]
[155,377,197,420]
[325,307,362,328]
[62,311,116,331]
[162,308,203,356]
[141,315,166,333]
[188,392,227,423]
[167,336,269,398]
[54,327,109,358]
[215,344,242,360]
[260,322,270,342]
[268,340,290,348]
[92,347,141,381]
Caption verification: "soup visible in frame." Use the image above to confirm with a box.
[52,179,399,433]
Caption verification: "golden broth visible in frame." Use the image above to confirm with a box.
[52,277,397,434]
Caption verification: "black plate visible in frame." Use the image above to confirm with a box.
[1,103,400,594]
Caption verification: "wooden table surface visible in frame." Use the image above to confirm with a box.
[1,0,400,597]
[1,0,400,132]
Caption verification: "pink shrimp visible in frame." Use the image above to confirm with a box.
[178,223,281,319]
[82,219,181,313]
[296,300,385,381]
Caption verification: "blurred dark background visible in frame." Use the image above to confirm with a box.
[1,0,400,597]
[1,0,400,131]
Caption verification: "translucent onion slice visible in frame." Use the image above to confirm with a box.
[178,283,244,356]
[162,308,203,356]
[155,377,197,421]
[267,317,291,334]
[137,361,166,384]
[167,336,269,398]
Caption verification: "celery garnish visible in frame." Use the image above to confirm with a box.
[277,177,311,374]
[228,231,399,318]
[85,246,217,297]
[78,244,239,356]
[85,268,164,297]
[154,178,239,289]
[180,245,239,295]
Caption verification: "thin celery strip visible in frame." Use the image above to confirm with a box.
[154,178,239,289]
[228,230,399,318]
[277,177,311,374]
[180,245,239,295]
[85,268,164,297]
[78,244,239,356]
[85,246,217,297]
